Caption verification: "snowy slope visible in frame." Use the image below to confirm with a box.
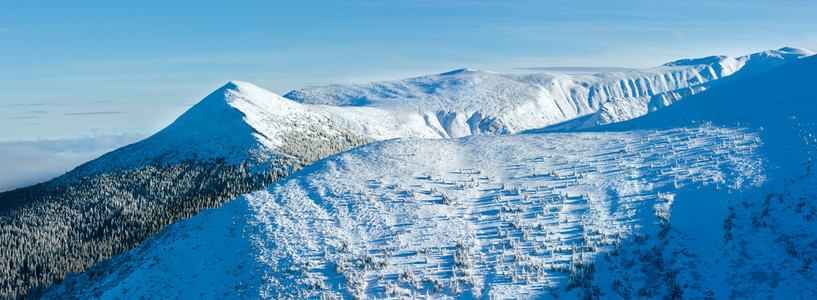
[43,54,817,299]
[591,55,817,299]
[547,53,817,297]
[286,47,812,138]
[70,81,370,174]
[549,46,814,129]
[0,82,372,299]
[44,127,768,299]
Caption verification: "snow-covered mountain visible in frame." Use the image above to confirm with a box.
[288,47,812,138]
[548,46,815,130]
[69,80,370,173]
[43,54,817,298]
[43,128,766,299]
[2,47,813,299]
[0,82,371,299]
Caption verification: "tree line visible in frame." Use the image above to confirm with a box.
[0,124,373,299]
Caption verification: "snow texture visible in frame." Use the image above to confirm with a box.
[287,47,812,138]
[45,127,767,299]
[44,51,817,299]
[547,46,814,130]
[0,81,372,300]
[67,81,369,174]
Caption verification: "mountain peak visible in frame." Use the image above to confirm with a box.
[739,46,814,61]
[662,55,729,67]
[98,79,366,167]
[661,47,813,68]
[210,80,277,104]
[776,46,815,56]
[221,80,267,94]
[195,81,302,121]
[439,68,482,75]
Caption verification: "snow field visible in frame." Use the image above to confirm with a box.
[48,125,763,299]
[36,48,817,299]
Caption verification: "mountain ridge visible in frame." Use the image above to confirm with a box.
[40,48,817,299]
[285,47,812,138]
[0,82,372,299]
[541,46,814,130]
[1,47,813,299]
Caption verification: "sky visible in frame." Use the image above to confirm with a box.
[0,0,816,189]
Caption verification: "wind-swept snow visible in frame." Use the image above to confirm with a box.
[0,82,372,299]
[42,53,817,299]
[287,47,812,138]
[44,126,768,299]
[72,81,370,173]
[549,46,814,130]
[14,47,817,299]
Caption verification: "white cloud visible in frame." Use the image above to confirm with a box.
[0,133,145,192]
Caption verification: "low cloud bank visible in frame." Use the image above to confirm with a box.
[0,134,145,192]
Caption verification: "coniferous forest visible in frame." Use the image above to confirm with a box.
[0,127,373,299]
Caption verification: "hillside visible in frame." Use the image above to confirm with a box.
[2,47,812,299]
[65,81,369,173]
[42,54,817,298]
[545,46,815,130]
[43,127,768,299]
[0,82,372,299]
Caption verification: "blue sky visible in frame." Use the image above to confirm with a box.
[1,0,816,141]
